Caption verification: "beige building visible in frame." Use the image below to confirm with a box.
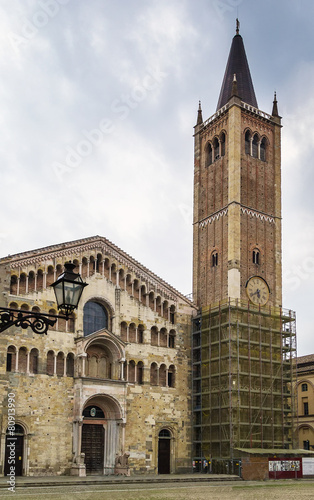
[295,355,314,451]
[0,236,195,476]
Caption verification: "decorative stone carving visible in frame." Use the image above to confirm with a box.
[114,452,130,476]
[71,453,86,476]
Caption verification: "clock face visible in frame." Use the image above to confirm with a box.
[246,276,269,306]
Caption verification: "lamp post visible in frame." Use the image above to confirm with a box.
[0,262,88,335]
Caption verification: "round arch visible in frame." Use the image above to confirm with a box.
[77,394,124,475]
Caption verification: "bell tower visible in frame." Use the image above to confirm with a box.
[193,20,282,310]
[192,21,296,465]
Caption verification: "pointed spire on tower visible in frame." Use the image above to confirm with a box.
[196,100,203,126]
[272,91,279,117]
[216,21,258,110]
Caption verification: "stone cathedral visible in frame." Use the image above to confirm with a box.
[0,24,296,477]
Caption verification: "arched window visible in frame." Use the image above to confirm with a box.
[81,257,88,278]
[56,352,64,376]
[19,274,27,294]
[18,347,27,373]
[10,275,18,295]
[151,326,158,346]
[66,353,74,377]
[150,363,158,385]
[245,130,251,155]
[160,328,167,347]
[252,134,259,158]
[46,266,55,287]
[6,346,16,372]
[170,305,175,325]
[89,256,95,276]
[83,301,108,336]
[213,137,219,160]
[129,323,136,343]
[37,270,44,291]
[252,249,260,265]
[168,330,176,348]
[159,364,167,387]
[28,271,35,292]
[128,360,136,383]
[138,325,144,344]
[168,365,175,387]
[220,132,226,156]
[29,348,39,374]
[137,361,144,384]
[46,350,54,375]
[212,251,218,267]
[260,137,266,161]
[205,142,213,167]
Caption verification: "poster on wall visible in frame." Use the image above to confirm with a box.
[268,458,302,479]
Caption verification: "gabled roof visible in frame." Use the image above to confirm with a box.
[0,235,194,306]
[216,28,258,111]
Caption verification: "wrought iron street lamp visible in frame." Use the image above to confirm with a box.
[0,262,88,335]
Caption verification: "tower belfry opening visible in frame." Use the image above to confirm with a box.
[192,23,296,473]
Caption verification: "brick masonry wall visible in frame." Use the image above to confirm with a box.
[241,456,269,481]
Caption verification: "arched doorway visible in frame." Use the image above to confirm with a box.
[81,406,105,474]
[78,395,123,475]
[4,424,24,476]
[158,429,171,474]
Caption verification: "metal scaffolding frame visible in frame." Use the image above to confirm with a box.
[192,298,297,472]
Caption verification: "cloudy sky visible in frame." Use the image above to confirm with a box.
[0,0,314,355]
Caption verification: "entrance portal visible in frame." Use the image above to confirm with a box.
[4,424,24,476]
[81,405,105,474]
[158,429,171,474]
[81,423,104,473]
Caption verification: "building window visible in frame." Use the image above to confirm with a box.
[168,330,176,348]
[245,130,251,155]
[302,383,308,392]
[213,137,219,160]
[252,134,259,158]
[168,365,175,388]
[170,305,175,325]
[205,142,213,167]
[253,249,260,265]
[260,137,266,161]
[220,132,226,156]
[6,346,16,372]
[304,440,310,450]
[83,301,108,336]
[212,252,218,267]
[29,348,39,374]
[304,402,309,415]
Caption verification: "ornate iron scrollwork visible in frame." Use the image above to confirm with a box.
[0,307,57,335]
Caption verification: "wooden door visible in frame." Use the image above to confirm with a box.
[81,424,104,474]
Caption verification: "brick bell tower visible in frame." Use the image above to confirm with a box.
[193,19,282,309]
[192,21,296,465]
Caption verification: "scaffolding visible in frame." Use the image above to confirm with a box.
[192,298,297,472]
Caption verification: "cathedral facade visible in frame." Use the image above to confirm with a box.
[0,24,297,477]
[0,236,194,475]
